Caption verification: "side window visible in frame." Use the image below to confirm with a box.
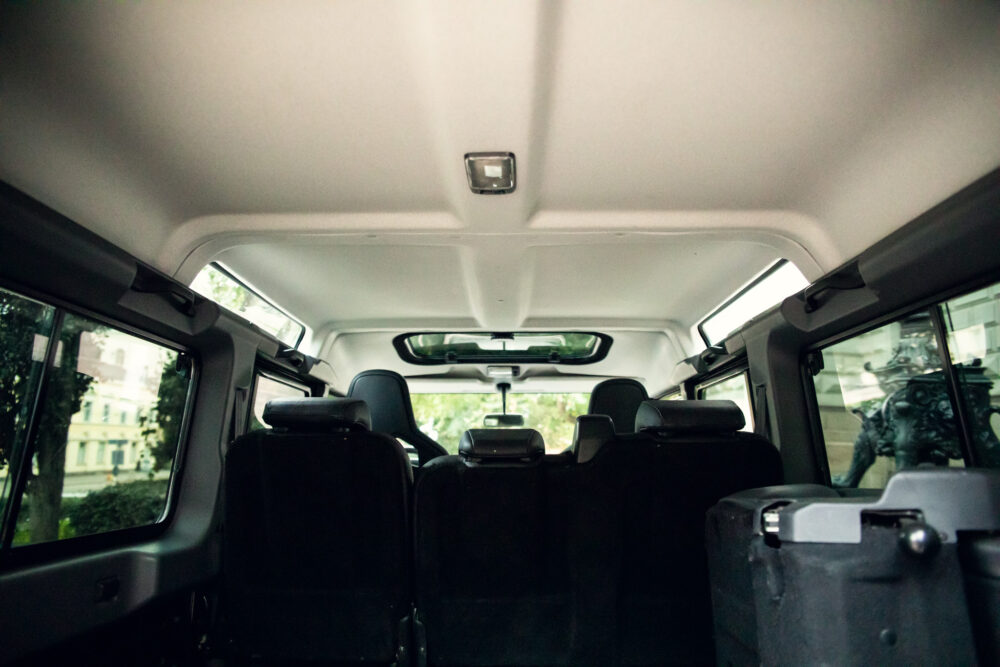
[942,283,1000,467]
[0,290,57,520]
[660,388,684,400]
[250,374,309,431]
[813,311,965,490]
[697,372,753,432]
[0,288,193,547]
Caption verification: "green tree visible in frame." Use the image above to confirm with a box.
[0,295,97,544]
[67,479,168,537]
[139,355,192,473]
[0,291,51,472]
[410,392,590,454]
[26,316,98,542]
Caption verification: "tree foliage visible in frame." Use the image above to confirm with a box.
[0,292,52,470]
[140,356,192,472]
[410,392,590,454]
[67,480,168,537]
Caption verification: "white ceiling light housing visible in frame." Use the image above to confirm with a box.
[465,152,516,194]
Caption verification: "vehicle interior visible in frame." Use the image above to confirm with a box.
[1,2,999,666]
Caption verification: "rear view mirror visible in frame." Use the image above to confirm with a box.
[483,413,525,427]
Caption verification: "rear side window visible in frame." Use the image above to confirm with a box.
[813,312,962,489]
[942,283,1000,468]
[813,282,1000,490]
[0,287,193,547]
[250,373,309,431]
[697,373,753,432]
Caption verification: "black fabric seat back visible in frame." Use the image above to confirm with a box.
[414,428,616,666]
[223,397,412,664]
[348,368,448,464]
[598,399,783,666]
[587,378,648,434]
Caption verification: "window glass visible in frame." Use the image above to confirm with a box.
[11,313,192,545]
[941,283,1000,467]
[0,289,57,523]
[661,389,683,401]
[698,260,809,345]
[410,393,590,454]
[814,312,964,490]
[250,374,309,431]
[191,263,304,348]
[399,332,609,364]
[697,374,753,432]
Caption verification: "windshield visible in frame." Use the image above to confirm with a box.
[410,393,590,454]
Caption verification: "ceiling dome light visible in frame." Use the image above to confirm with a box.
[465,152,516,194]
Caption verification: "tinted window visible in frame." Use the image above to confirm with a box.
[0,289,57,521]
[697,373,753,432]
[814,311,964,489]
[0,301,193,546]
[942,283,1000,467]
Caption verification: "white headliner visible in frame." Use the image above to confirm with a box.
[3,1,999,391]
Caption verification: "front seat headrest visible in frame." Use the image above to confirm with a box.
[347,369,448,462]
[634,399,745,434]
[263,397,371,432]
[588,378,649,434]
[459,429,545,462]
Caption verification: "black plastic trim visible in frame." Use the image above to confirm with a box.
[392,331,614,365]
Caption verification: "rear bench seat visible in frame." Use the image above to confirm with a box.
[414,428,617,666]
[223,396,782,665]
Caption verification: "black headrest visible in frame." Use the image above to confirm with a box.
[635,399,745,433]
[588,378,648,434]
[459,429,545,462]
[348,369,420,435]
[572,415,616,463]
[263,397,371,432]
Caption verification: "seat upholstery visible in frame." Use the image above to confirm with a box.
[587,378,649,434]
[571,414,616,463]
[597,399,784,666]
[414,428,617,666]
[348,368,448,464]
[223,397,412,664]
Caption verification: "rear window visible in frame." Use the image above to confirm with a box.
[410,393,590,454]
[395,332,611,365]
[812,281,1000,489]
[0,286,193,547]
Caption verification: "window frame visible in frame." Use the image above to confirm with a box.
[0,283,198,567]
[801,280,1000,487]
